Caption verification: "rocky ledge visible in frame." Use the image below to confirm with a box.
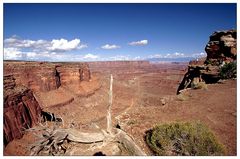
[177,30,237,94]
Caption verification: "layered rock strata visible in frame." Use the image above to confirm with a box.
[205,30,236,65]
[3,61,92,146]
[4,61,91,92]
[177,30,237,94]
[4,75,42,146]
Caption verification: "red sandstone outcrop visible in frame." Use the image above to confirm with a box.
[4,62,91,92]
[4,75,42,146]
[205,30,236,65]
[3,61,93,148]
[4,62,60,92]
[177,30,237,94]
[56,63,91,85]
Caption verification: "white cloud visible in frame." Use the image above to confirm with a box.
[174,52,184,56]
[164,52,185,58]
[148,54,163,58]
[148,52,186,59]
[4,36,89,61]
[78,44,88,49]
[48,38,81,51]
[128,40,148,46]
[101,44,120,49]
[150,52,186,58]
[192,52,207,57]
[134,56,141,60]
[110,55,130,61]
[148,52,207,59]
[4,37,18,43]
[83,54,99,59]
[4,36,87,52]
[26,52,37,58]
[4,37,50,49]
[4,47,23,59]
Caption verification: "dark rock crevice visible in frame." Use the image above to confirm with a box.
[55,67,61,88]
[41,111,62,123]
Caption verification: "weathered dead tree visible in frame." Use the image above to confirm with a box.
[29,74,146,156]
[114,128,146,156]
[107,74,113,135]
[29,126,105,155]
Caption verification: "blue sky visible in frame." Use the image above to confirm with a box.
[3,3,236,61]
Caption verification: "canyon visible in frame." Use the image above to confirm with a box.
[3,60,236,156]
[3,30,237,156]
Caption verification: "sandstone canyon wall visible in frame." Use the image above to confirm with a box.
[3,61,92,146]
[55,63,91,85]
[177,30,237,93]
[4,61,91,92]
[4,75,42,146]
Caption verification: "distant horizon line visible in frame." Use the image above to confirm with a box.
[3,57,199,63]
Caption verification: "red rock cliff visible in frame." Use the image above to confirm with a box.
[205,30,236,65]
[177,30,237,94]
[4,61,91,92]
[56,63,91,85]
[4,75,42,146]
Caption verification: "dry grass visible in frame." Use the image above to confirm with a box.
[191,82,208,90]
[177,93,189,101]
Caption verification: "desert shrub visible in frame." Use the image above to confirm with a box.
[127,120,137,125]
[219,61,237,79]
[191,82,208,90]
[145,122,225,156]
[176,93,189,101]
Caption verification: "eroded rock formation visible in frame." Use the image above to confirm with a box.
[56,63,91,85]
[3,61,92,147]
[3,61,94,147]
[205,30,236,65]
[4,75,42,146]
[4,61,91,92]
[177,30,237,94]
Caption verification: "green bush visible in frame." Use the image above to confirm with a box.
[219,61,237,79]
[145,122,226,156]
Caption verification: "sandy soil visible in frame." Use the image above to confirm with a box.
[4,63,236,156]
